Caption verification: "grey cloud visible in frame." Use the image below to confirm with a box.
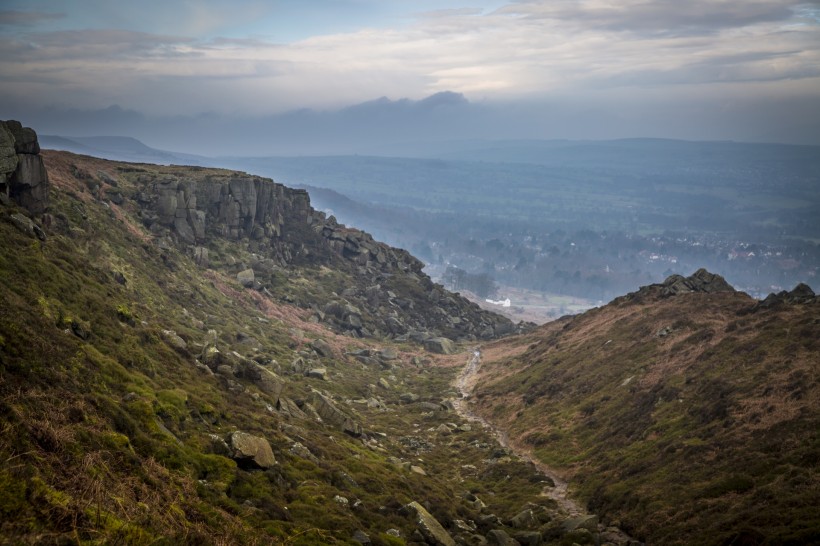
[501,0,803,36]
[600,49,820,87]
[0,10,64,26]
[7,29,196,61]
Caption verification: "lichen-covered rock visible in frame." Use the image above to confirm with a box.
[237,268,255,287]
[227,431,276,469]
[10,154,49,214]
[3,120,40,154]
[424,337,456,355]
[310,391,362,436]
[403,501,456,546]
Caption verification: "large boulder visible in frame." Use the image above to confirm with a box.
[227,431,276,469]
[424,337,456,355]
[310,391,362,436]
[3,120,39,154]
[404,501,456,546]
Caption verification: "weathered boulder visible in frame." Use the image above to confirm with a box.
[310,391,363,436]
[424,337,456,355]
[9,213,45,240]
[306,368,328,380]
[10,153,49,214]
[486,529,521,546]
[3,120,39,154]
[227,431,276,469]
[310,338,334,358]
[161,329,187,351]
[236,268,255,287]
[403,501,456,546]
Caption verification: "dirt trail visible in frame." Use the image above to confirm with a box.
[453,348,637,542]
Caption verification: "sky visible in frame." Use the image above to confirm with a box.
[1,1,820,153]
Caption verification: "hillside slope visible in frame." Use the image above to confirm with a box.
[470,272,820,545]
[0,142,608,545]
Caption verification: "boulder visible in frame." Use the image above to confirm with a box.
[310,338,334,358]
[236,268,255,288]
[9,213,45,240]
[486,529,521,546]
[424,337,456,355]
[161,329,188,351]
[227,431,276,469]
[561,514,598,533]
[404,501,456,546]
[306,368,328,380]
[10,154,49,214]
[3,120,39,154]
[311,391,363,436]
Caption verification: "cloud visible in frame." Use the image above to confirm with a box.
[498,0,804,36]
[0,10,63,27]
[0,0,818,134]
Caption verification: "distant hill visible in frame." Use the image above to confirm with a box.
[471,271,820,544]
[40,134,208,165]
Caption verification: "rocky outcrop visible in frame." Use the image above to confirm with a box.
[131,168,521,343]
[755,282,817,310]
[1,120,49,214]
[617,268,736,305]
[659,268,735,296]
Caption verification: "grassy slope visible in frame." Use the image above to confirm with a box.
[472,289,820,545]
[0,152,567,545]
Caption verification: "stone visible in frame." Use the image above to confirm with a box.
[400,392,420,403]
[9,213,45,240]
[510,509,536,529]
[404,501,456,546]
[236,268,255,288]
[378,377,390,390]
[227,431,276,469]
[562,515,598,533]
[511,531,541,546]
[3,120,40,154]
[0,124,18,177]
[352,530,371,544]
[306,368,328,380]
[378,348,398,361]
[424,337,456,355]
[10,154,49,214]
[486,529,521,546]
[310,338,334,358]
[161,329,188,351]
[311,391,363,437]
[410,465,427,476]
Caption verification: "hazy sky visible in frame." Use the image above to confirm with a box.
[2,1,820,149]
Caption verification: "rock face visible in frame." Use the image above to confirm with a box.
[0,120,49,214]
[131,167,521,343]
[227,431,276,469]
[404,501,456,546]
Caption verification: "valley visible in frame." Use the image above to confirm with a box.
[1,123,818,545]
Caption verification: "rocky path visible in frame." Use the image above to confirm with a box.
[453,348,638,544]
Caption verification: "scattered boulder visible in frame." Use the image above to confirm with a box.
[236,268,255,288]
[424,337,456,355]
[227,431,276,469]
[310,338,334,358]
[8,213,45,240]
[486,529,520,546]
[310,391,363,436]
[306,368,328,380]
[403,501,456,546]
[161,329,188,351]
